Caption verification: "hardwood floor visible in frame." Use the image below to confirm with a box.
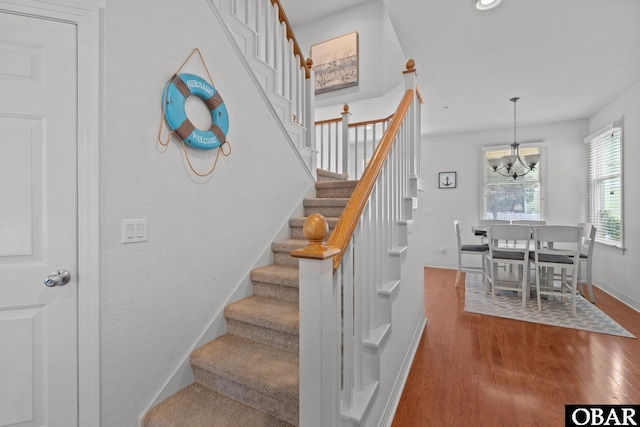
[392,267,640,427]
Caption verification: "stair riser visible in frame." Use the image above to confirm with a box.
[227,319,298,354]
[192,367,299,426]
[316,187,356,198]
[253,282,299,303]
[274,252,299,268]
[304,206,346,217]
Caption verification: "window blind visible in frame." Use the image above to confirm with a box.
[482,145,545,221]
[586,122,623,246]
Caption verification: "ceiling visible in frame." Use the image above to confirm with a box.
[281,0,640,135]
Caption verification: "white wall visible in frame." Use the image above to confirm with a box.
[587,80,640,310]
[293,0,406,110]
[421,119,588,268]
[101,1,312,425]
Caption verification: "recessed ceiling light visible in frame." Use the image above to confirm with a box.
[476,0,503,11]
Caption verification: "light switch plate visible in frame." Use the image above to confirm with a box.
[122,219,147,243]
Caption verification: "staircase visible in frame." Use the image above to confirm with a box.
[143,170,357,427]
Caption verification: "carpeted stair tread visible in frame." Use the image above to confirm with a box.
[225,296,298,336]
[143,383,292,427]
[316,168,348,181]
[251,265,299,289]
[191,334,299,403]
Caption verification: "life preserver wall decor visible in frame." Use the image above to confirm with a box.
[162,73,229,150]
[157,48,232,178]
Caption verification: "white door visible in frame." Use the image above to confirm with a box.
[0,12,78,427]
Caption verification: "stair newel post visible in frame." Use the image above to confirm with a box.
[403,59,419,177]
[341,104,350,176]
[291,214,341,426]
[306,58,317,169]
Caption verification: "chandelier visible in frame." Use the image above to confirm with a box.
[488,97,540,180]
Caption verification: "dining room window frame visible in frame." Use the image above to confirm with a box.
[480,141,548,221]
[585,120,624,249]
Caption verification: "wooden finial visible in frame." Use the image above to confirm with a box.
[404,59,416,74]
[342,104,350,114]
[306,58,314,68]
[303,213,328,245]
[290,213,340,259]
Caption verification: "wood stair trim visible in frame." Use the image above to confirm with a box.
[143,383,293,427]
[378,280,401,296]
[363,323,391,349]
[191,334,299,403]
[340,381,379,424]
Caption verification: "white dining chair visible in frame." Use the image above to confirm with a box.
[454,220,488,287]
[476,219,511,243]
[485,224,532,308]
[529,226,583,315]
[577,223,596,304]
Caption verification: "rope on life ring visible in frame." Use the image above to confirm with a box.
[158,48,231,177]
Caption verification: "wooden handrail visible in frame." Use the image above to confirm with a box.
[315,113,393,128]
[348,113,394,128]
[271,0,311,79]
[315,117,343,126]
[326,89,415,270]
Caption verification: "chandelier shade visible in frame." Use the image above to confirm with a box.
[488,97,540,179]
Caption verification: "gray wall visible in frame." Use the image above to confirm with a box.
[101,1,312,424]
[588,80,640,309]
[421,119,588,267]
[421,78,640,311]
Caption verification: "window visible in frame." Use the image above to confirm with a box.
[586,121,623,247]
[481,144,546,220]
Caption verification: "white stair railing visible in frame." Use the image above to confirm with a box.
[208,0,316,172]
[315,106,393,179]
[293,61,421,426]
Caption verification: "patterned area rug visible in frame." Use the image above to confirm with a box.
[464,273,635,338]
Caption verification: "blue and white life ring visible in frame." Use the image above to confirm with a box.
[162,73,229,149]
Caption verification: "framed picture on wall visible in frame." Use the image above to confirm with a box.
[438,172,457,189]
[310,32,359,94]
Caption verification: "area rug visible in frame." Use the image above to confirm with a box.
[464,273,635,338]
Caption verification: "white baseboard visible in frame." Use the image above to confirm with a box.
[594,279,640,313]
[379,313,427,427]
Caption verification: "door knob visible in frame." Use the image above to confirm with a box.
[44,269,71,287]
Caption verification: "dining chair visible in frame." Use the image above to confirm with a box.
[477,219,511,243]
[529,225,583,315]
[576,223,596,303]
[454,220,488,287]
[508,220,544,249]
[485,225,532,308]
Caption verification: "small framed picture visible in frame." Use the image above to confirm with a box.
[438,172,457,189]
